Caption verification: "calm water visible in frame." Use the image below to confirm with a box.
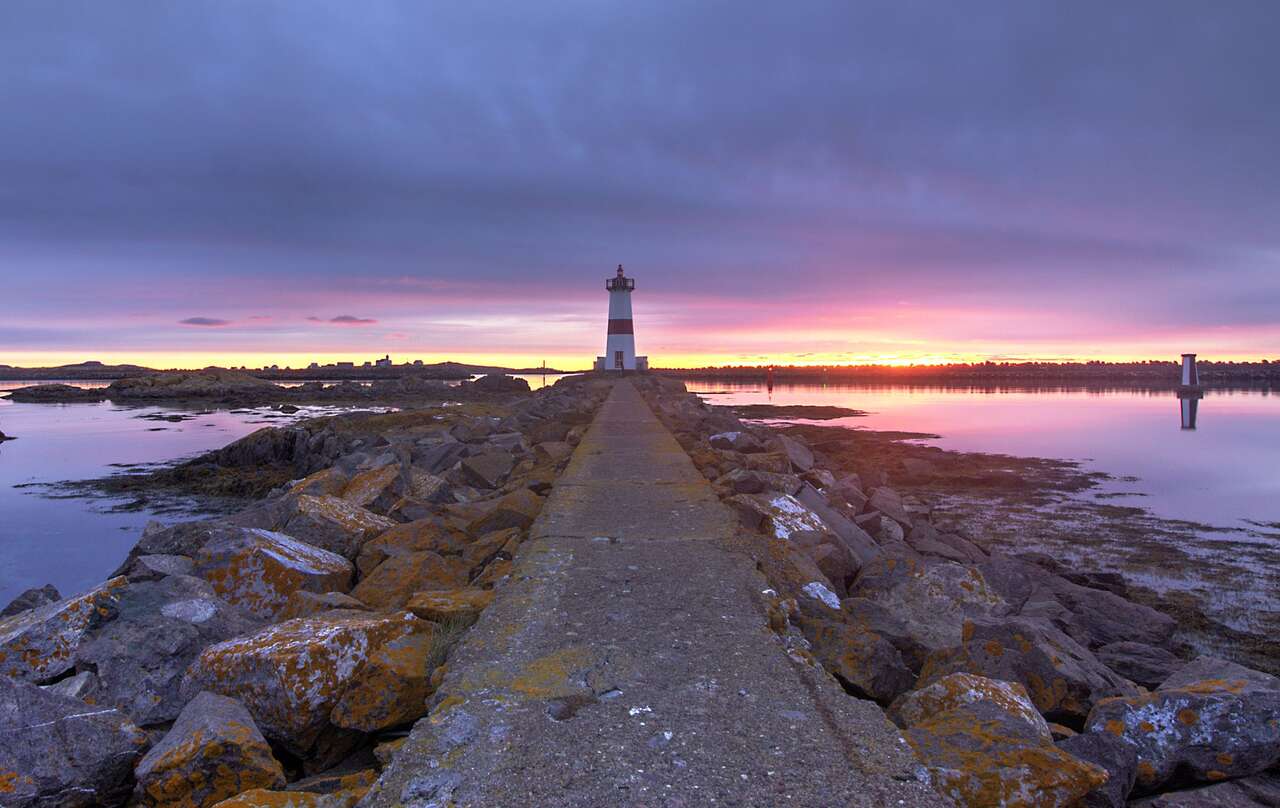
[685,381,1280,532]
[0,374,568,606]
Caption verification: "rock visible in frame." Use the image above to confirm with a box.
[279,591,370,620]
[776,434,815,472]
[742,450,792,473]
[802,542,857,596]
[278,495,397,560]
[741,493,828,539]
[355,518,466,578]
[867,486,913,529]
[1084,656,1280,793]
[919,616,1139,726]
[708,431,766,453]
[134,690,285,807]
[850,557,1008,659]
[0,576,127,683]
[459,527,519,575]
[1047,723,1076,741]
[841,597,933,673]
[800,618,914,704]
[107,369,281,400]
[0,584,61,618]
[877,515,905,544]
[402,468,451,504]
[0,675,147,807]
[339,465,400,509]
[329,628,435,731]
[209,789,355,807]
[41,669,100,702]
[794,484,883,567]
[125,553,197,581]
[978,554,1178,650]
[532,441,573,464]
[192,527,354,621]
[893,672,1108,808]
[472,557,514,588]
[802,468,837,489]
[74,574,259,725]
[4,383,107,403]
[1057,731,1138,808]
[470,374,530,394]
[405,588,495,626]
[905,522,977,564]
[1128,774,1280,807]
[458,451,515,489]
[1096,642,1185,690]
[413,441,466,475]
[351,551,469,609]
[288,468,350,498]
[466,488,544,535]
[183,611,431,756]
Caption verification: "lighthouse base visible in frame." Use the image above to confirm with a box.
[594,355,649,372]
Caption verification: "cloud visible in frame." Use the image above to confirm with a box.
[179,317,230,327]
[309,315,378,326]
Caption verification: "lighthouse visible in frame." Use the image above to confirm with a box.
[594,265,648,371]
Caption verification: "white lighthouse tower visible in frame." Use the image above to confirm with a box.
[594,265,647,372]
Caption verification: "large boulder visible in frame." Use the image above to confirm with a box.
[182,611,431,756]
[192,527,354,620]
[1128,774,1280,807]
[708,431,766,453]
[1056,731,1138,808]
[134,690,285,808]
[800,618,914,705]
[977,555,1176,650]
[355,518,466,578]
[793,484,883,567]
[405,588,494,626]
[0,576,127,683]
[0,584,61,618]
[458,451,515,490]
[919,616,1139,726]
[466,488,544,535]
[0,675,147,807]
[338,465,400,510]
[867,487,913,529]
[894,672,1108,808]
[850,557,1008,658]
[329,628,435,731]
[469,374,530,394]
[275,495,397,560]
[776,434,814,472]
[1096,642,1185,690]
[350,551,469,609]
[728,493,828,539]
[74,575,259,725]
[1084,656,1280,794]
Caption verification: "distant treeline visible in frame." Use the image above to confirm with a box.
[0,360,576,382]
[657,360,1280,388]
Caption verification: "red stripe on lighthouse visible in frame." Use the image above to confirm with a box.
[607,319,634,334]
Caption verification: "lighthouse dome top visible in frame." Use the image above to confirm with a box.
[606,264,635,291]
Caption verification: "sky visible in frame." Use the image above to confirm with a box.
[3,1,1279,369]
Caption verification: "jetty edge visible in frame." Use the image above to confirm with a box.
[0,375,1275,807]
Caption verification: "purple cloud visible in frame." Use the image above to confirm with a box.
[179,317,230,327]
[309,315,378,326]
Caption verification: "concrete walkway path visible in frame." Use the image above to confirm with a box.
[364,380,944,807]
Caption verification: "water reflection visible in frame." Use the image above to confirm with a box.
[1178,389,1203,430]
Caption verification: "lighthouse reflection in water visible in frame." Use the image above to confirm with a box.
[1179,391,1203,430]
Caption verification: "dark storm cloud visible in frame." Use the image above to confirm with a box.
[1,0,1278,356]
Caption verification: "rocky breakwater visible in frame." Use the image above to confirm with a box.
[0,374,610,807]
[633,376,1280,808]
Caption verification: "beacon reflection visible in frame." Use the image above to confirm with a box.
[1178,390,1203,430]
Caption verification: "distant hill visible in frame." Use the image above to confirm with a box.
[0,360,581,381]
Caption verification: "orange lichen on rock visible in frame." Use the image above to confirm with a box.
[356,519,466,577]
[405,588,495,625]
[193,528,353,621]
[351,551,469,609]
[0,576,127,682]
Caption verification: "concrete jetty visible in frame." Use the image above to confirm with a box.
[364,381,942,807]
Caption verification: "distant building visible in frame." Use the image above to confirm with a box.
[308,362,320,369]
[413,359,423,366]
[375,354,392,368]
[336,361,355,369]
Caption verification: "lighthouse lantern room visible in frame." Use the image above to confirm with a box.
[595,265,648,371]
